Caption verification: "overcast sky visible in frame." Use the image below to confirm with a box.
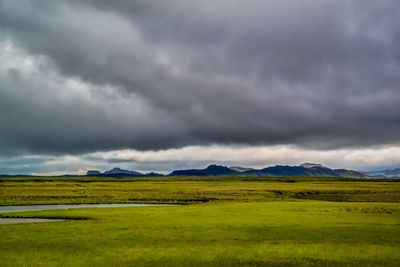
[0,0,399,174]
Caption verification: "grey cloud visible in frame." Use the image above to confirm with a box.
[0,0,399,155]
[0,48,191,155]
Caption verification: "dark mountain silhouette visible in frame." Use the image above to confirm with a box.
[300,163,324,168]
[169,164,237,176]
[244,165,315,177]
[86,168,164,177]
[87,170,101,176]
[384,168,400,178]
[244,165,369,178]
[229,166,254,172]
[169,164,370,178]
[104,167,143,176]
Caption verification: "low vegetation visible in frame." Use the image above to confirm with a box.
[0,176,399,204]
[0,176,399,266]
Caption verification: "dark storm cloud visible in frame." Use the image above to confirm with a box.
[0,0,399,155]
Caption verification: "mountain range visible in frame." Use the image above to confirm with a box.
[1,163,398,178]
[169,163,373,178]
[366,168,400,178]
[86,168,163,177]
[82,163,398,178]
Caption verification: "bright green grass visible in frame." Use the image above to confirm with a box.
[1,201,399,266]
[0,177,399,266]
[1,176,399,204]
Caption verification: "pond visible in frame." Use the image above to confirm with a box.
[0,203,175,213]
[0,218,65,224]
[0,203,175,224]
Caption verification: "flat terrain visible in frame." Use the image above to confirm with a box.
[0,176,399,266]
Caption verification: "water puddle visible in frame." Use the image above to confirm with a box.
[0,203,174,213]
[0,218,65,224]
[0,203,175,224]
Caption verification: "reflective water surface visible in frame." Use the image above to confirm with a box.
[0,203,175,213]
[0,218,65,224]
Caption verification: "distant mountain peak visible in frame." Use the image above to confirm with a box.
[86,170,101,176]
[104,168,142,175]
[384,168,400,178]
[229,166,254,172]
[206,164,228,170]
[85,167,163,177]
[300,163,324,169]
[170,164,236,176]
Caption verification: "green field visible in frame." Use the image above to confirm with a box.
[1,176,399,266]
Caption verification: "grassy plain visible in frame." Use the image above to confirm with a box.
[0,176,399,266]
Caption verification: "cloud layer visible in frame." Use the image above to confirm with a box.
[1,145,400,175]
[0,0,399,159]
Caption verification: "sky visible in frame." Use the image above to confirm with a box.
[0,0,399,175]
